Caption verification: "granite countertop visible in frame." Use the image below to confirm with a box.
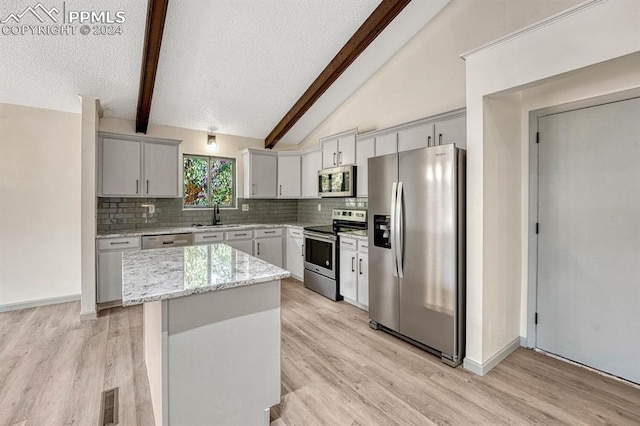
[122,243,291,306]
[97,222,320,239]
[338,230,369,241]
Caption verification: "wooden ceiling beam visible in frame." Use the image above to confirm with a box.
[136,0,170,134]
[264,0,411,148]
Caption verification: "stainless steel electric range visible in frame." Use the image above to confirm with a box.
[303,209,367,300]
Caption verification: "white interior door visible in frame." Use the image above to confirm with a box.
[536,96,640,384]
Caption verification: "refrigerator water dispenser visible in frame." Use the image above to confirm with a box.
[373,215,391,248]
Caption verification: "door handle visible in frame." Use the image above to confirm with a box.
[301,244,304,257]
[279,185,282,196]
[390,182,398,278]
[359,258,363,275]
[427,136,431,147]
[146,180,149,194]
[351,256,355,272]
[339,151,343,164]
[439,133,443,145]
[136,179,139,194]
[257,242,260,255]
[396,181,404,279]
[333,152,336,165]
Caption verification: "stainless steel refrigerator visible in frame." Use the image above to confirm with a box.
[368,144,465,366]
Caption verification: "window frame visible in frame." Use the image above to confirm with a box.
[183,154,237,209]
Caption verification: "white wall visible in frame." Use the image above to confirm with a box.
[463,0,640,373]
[0,103,82,308]
[291,0,582,150]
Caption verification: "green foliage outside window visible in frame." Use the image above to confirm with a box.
[184,155,235,208]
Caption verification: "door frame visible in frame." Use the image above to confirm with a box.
[526,87,640,349]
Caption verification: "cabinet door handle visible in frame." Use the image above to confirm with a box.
[136,179,139,194]
[301,244,304,257]
[439,133,443,145]
[427,136,431,147]
[339,151,343,164]
[359,258,363,275]
[351,256,355,272]
[279,185,282,196]
[257,242,260,255]
[333,152,336,165]
[146,180,149,194]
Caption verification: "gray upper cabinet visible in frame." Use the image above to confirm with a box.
[242,149,278,198]
[101,137,142,196]
[98,133,181,198]
[398,123,434,153]
[301,148,322,198]
[375,132,397,157]
[321,129,357,168]
[434,115,466,148]
[356,137,375,197]
[144,142,179,197]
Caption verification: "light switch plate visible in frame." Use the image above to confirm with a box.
[242,204,249,211]
[317,204,322,211]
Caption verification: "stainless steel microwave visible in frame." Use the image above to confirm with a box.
[318,165,356,198]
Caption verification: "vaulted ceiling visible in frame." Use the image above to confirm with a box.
[0,0,449,144]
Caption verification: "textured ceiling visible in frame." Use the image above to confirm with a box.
[149,0,382,138]
[0,0,147,117]
[0,0,442,144]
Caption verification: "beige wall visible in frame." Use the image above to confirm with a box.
[99,118,264,158]
[463,0,640,373]
[293,0,582,150]
[0,103,82,307]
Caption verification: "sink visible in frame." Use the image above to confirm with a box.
[191,224,224,228]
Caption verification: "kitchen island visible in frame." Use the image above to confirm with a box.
[122,243,290,426]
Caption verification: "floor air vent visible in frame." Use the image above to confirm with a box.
[99,387,119,426]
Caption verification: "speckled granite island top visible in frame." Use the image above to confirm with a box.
[122,243,290,306]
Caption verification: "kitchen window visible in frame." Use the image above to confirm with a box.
[183,155,236,208]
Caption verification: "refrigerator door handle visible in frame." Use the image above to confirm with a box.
[390,182,398,277]
[396,181,404,279]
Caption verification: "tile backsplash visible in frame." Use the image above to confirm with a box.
[97,197,368,233]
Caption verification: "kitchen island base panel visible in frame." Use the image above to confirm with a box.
[144,280,281,426]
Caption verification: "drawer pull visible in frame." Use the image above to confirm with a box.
[234,233,248,236]
[110,241,130,245]
[263,231,276,234]
[202,235,219,239]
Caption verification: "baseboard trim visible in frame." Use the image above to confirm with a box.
[520,336,528,348]
[463,336,522,376]
[0,294,81,313]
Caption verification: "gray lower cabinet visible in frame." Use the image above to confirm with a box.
[285,228,304,281]
[96,236,141,305]
[255,228,284,268]
[339,237,369,310]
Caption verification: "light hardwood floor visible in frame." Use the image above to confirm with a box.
[1,278,639,425]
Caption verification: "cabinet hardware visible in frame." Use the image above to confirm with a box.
[427,136,431,147]
[110,241,130,245]
[257,242,261,255]
[264,231,276,234]
[252,183,256,195]
[339,151,343,164]
[359,258,363,275]
[136,179,139,194]
[333,152,336,165]
[202,235,218,239]
[439,134,443,145]
[234,233,248,236]
[146,180,149,194]
[279,185,282,196]
[301,244,304,257]
[351,256,355,272]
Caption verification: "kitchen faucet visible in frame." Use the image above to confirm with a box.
[212,204,221,225]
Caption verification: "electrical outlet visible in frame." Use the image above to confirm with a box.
[317,204,322,211]
[148,204,155,214]
[242,204,250,211]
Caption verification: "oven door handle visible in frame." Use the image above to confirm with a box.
[303,232,337,243]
